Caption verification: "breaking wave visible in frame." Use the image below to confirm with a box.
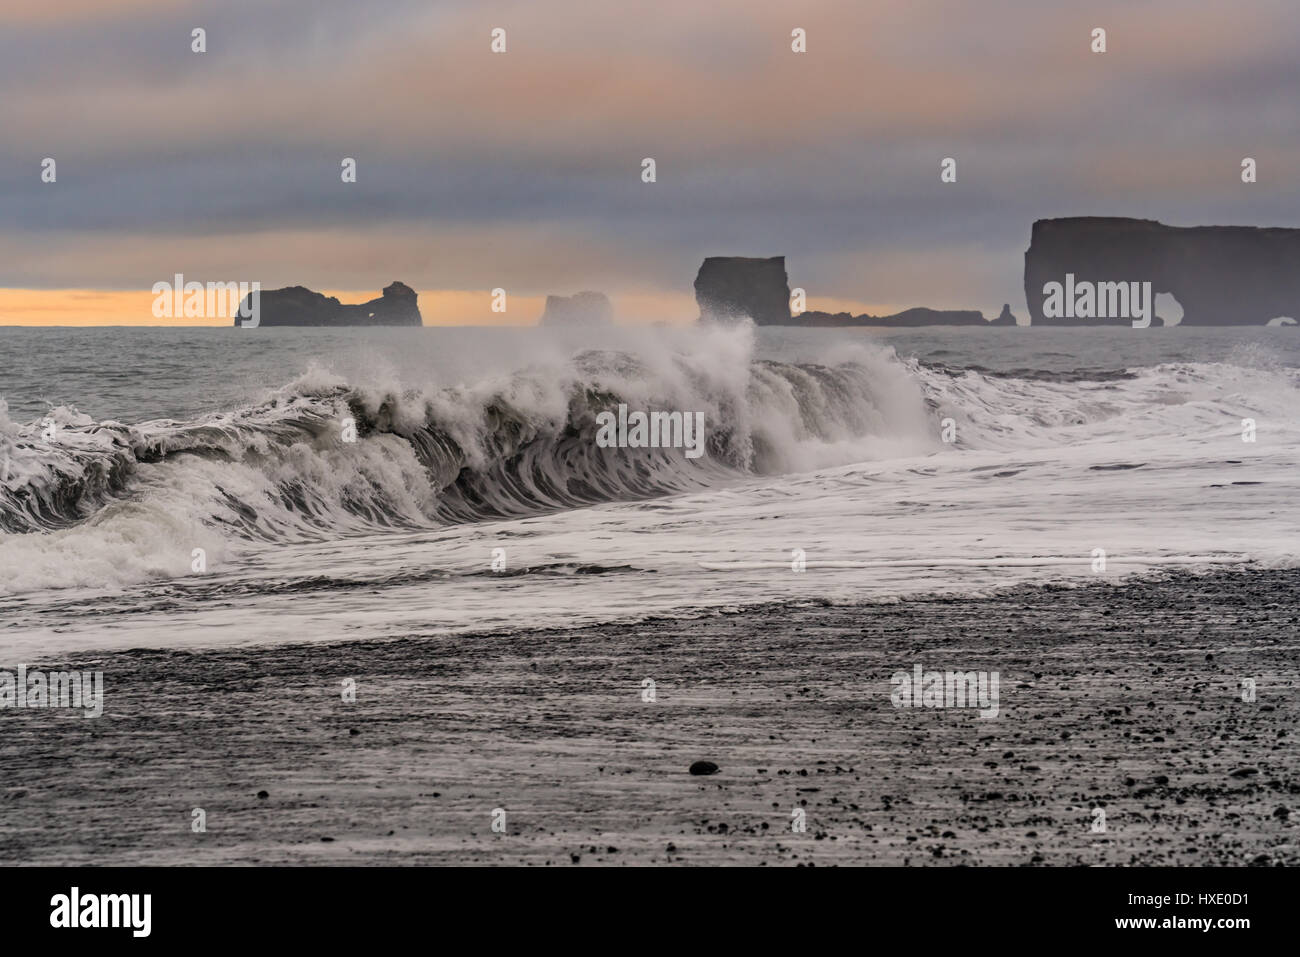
[0,326,932,592]
[2,323,1296,595]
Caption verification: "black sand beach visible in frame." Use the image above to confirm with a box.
[1,568,1296,866]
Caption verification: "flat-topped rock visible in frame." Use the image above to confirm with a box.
[539,291,614,326]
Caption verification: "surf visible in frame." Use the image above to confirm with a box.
[2,326,1297,597]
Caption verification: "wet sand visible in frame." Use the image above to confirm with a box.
[1,568,1296,866]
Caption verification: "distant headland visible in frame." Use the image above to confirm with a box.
[1025,217,1300,326]
[693,255,1016,327]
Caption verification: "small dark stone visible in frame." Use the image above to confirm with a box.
[689,761,720,776]
[1230,767,1259,778]
[257,790,269,799]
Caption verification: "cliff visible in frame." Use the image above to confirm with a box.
[694,256,791,325]
[1024,218,1300,326]
[234,281,422,326]
[539,291,614,326]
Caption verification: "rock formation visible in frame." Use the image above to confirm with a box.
[1024,218,1300,326]
[694,256,1010,326]
[234,281,422,326]
[694,256,791,325]
[797,307,994,327]
[989,303,1018,326]
[539,291,614,326]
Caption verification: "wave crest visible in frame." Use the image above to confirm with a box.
[0,331,930,545]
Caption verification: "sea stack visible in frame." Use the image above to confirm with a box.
[1024,218,1300,326]
[990,304,1018,326]
[694,256,791,325]
[538,291,615,326]
[235,281,422,326]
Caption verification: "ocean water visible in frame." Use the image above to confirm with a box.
[1,323,1298,657]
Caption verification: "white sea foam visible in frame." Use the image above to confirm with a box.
[1,325,1297,655]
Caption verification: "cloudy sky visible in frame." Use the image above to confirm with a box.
[2,0,1298,324]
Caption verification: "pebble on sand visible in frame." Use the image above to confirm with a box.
[689,761,720,776]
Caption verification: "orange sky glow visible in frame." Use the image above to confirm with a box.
[0,289,891,326]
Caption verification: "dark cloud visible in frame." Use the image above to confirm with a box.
[2,0,1299,314]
